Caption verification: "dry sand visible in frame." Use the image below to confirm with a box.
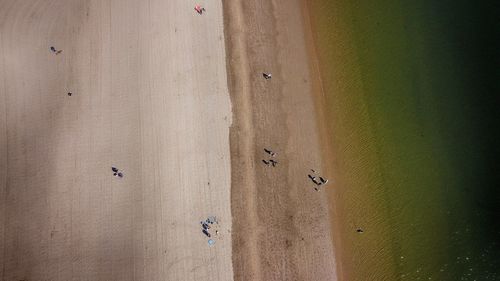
[0,1,233,280]
[223,0,338,280]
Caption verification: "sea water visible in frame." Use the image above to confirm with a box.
[307,0,499,280]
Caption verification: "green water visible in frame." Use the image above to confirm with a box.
[308,0,499,280]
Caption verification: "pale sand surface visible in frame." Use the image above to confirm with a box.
[223,0,337,280]
[0,1,233,280]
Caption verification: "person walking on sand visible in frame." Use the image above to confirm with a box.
[262,159,270,165]
[263,73,272,80]
[264,148,276,157]
[269,159,278,167]
[308,174,321,185]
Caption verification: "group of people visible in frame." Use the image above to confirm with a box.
[201,216,219,245]
[260,72,331,192]
[308,170,329,191]
[262,148,278,167]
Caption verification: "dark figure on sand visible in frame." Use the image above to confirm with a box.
[194,4,206,14]
[319,176,328,184]
[50,46,62,55]
[67,92,72,96]
[264,148,276,157]
[262,73,272,80]
[308,174,321,185]
[112,167,124,178]
[201,222,210,230]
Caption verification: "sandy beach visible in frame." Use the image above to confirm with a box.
[1,0,338,280]
[1,1,233,280]
[223,0,338,280]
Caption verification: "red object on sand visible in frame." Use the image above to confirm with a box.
[194,4,202,13]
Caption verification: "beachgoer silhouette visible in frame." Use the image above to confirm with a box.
[264,148,276,157]
[308,175,321,185]
[319,177,328,184]
[68,92,72,96]
[262,160,270,165]
[263,73,272,79]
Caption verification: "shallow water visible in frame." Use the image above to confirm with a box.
[307,0,499,280]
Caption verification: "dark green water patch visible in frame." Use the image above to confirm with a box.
[308,0,499,280]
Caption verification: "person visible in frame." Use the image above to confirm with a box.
[269,159,278,167]
[202,222,209,230]
[262,159,270,165]
[319,177,328,184]
[50,46,56,53]
[112,167,118,172]
[67,92,72,96]
[263,73,272,79]
[264,148,276,157]
[308,174,321,185]
[117,172,123,178]
[194,4,204,14]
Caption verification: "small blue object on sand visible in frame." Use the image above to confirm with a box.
[208,239,215,246]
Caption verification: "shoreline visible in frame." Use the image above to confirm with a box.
[299,1,346,279]
[223,0,338,280]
